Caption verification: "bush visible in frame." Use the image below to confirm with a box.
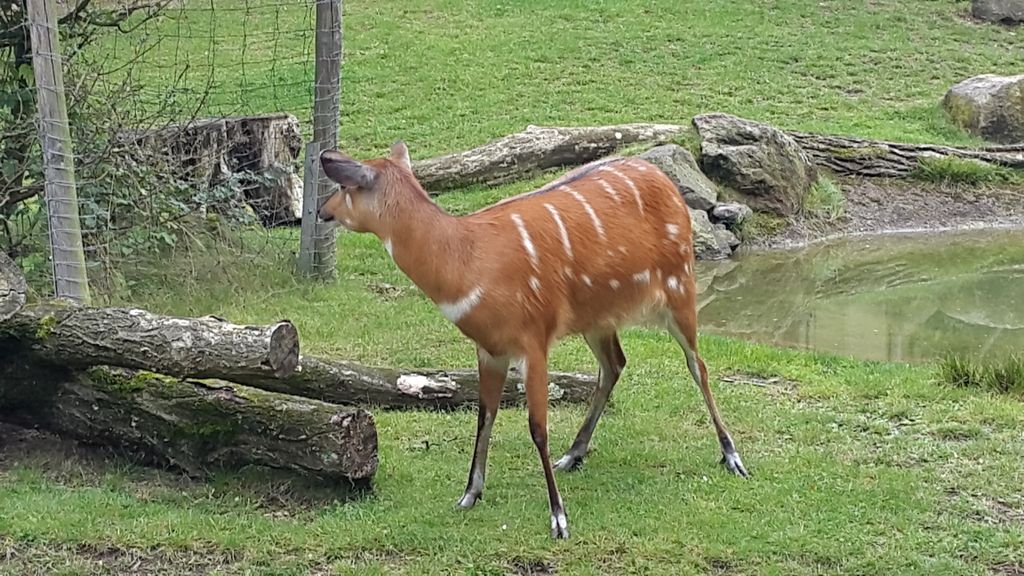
[938,354,1024,396]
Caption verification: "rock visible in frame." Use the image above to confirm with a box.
[637,144,718,211]
[714,228,741,250]
[690,209,733,260]
[942,74,1024,144]
[692,113,818,217]
[711,202,753,228]
[972,0,1024,24]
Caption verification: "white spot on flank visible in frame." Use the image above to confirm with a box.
[511,213,539,268]
[529,276,542,294]
[438,286,484,323]
[565,187,606,240]
[667,276,680,292]
[683,262,691,276]
[345,192,353,210]
[564,266,573,278]
[383,238,394,258]
[666,223,680,239]
[609,279,621,290]
[618,246,628,255]
[581,275,593,286]
[608,168,644,215]
[596,179,622,203]
[632,159,648,171]
[632,269,651,284]
[544,203,574,258]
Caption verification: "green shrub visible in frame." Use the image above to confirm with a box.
[801,176,845,222]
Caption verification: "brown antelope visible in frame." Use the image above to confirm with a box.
[318,141,749,540]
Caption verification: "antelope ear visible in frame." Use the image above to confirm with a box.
[390,140,412,170]
[320,150,377,189]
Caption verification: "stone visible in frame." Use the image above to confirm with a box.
[692,113,818,217]
[714,228,741,250]
[972,0,1024,24]
[711,202,753,228]
[690,209,733,260]
[637,144,718,211]
[942,74,1024,144]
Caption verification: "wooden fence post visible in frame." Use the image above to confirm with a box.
[309,0,342,280]
[27,0,91,304]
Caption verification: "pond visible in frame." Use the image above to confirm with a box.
[694,228,1024,364]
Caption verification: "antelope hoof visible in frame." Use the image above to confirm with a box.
[456,492,480,509]
[553,452,584,472]
[551,510,570,539]
[721,451,750,478]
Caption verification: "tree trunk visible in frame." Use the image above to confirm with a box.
[0,359,378,482]
[783,131,1024,177]
[232,356,599,410]
[2,304,300,380]
[412,123,687,192]
[0,251,26,322]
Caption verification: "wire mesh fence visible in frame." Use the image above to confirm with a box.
[1,0,341,305]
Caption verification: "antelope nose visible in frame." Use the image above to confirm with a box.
[317,208,334,223]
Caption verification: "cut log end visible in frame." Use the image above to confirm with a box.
[267,321,300,377]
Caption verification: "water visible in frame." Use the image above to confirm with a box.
[694,228,1024,364]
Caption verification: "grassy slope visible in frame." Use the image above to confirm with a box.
[102,0,1021,157]
[4,1,1024,574]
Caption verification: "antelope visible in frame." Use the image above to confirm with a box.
[317,141,749,540]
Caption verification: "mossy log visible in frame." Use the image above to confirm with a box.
[2,304,300,380]
[232,356,599,410]
[784,131,1024,177]
[0,358,378,482]
[412,123,687,192]
[0,251,26,322]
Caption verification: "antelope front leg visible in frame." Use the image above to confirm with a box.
[524,349,570,539]
[457,348,509,509]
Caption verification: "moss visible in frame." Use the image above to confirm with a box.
[86,367,176,394]
[831,145,888,159]
[942,94,978,132]
[35,314,58,340]
[735,212,787,242]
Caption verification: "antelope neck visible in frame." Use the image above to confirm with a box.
[382,191,470,304]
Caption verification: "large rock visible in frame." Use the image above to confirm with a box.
[972,0,1024,24]
[711,202,753,228]
[692,113,817,217]
[942,74,1024,144]
[690,209,733,260]
[637,144,717,211]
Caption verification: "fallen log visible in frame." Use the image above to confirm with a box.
[232,356,599,410]
[0,251,26,322]
[412,123,687,192]
[2,304,300,380]
[0,358,378,482]
[784,131,1024,177]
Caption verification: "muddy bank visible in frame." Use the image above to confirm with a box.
[743,178,1024,251]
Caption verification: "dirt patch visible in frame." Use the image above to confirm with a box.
[744,178,1024,250]
[993,563,1024,576]
[0,538,246,576]
[508,558,557,576]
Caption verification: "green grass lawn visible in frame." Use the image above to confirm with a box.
[100,0,1022,158]
[4,1,1024,574]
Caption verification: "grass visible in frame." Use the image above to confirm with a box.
[910,156,1024,187]
[940,354,1024,395]
[801,176,846,222]
[735,212,788,243]
[6,0,1024,573]
[6,185,1024,574]
[93,0,1023,159]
